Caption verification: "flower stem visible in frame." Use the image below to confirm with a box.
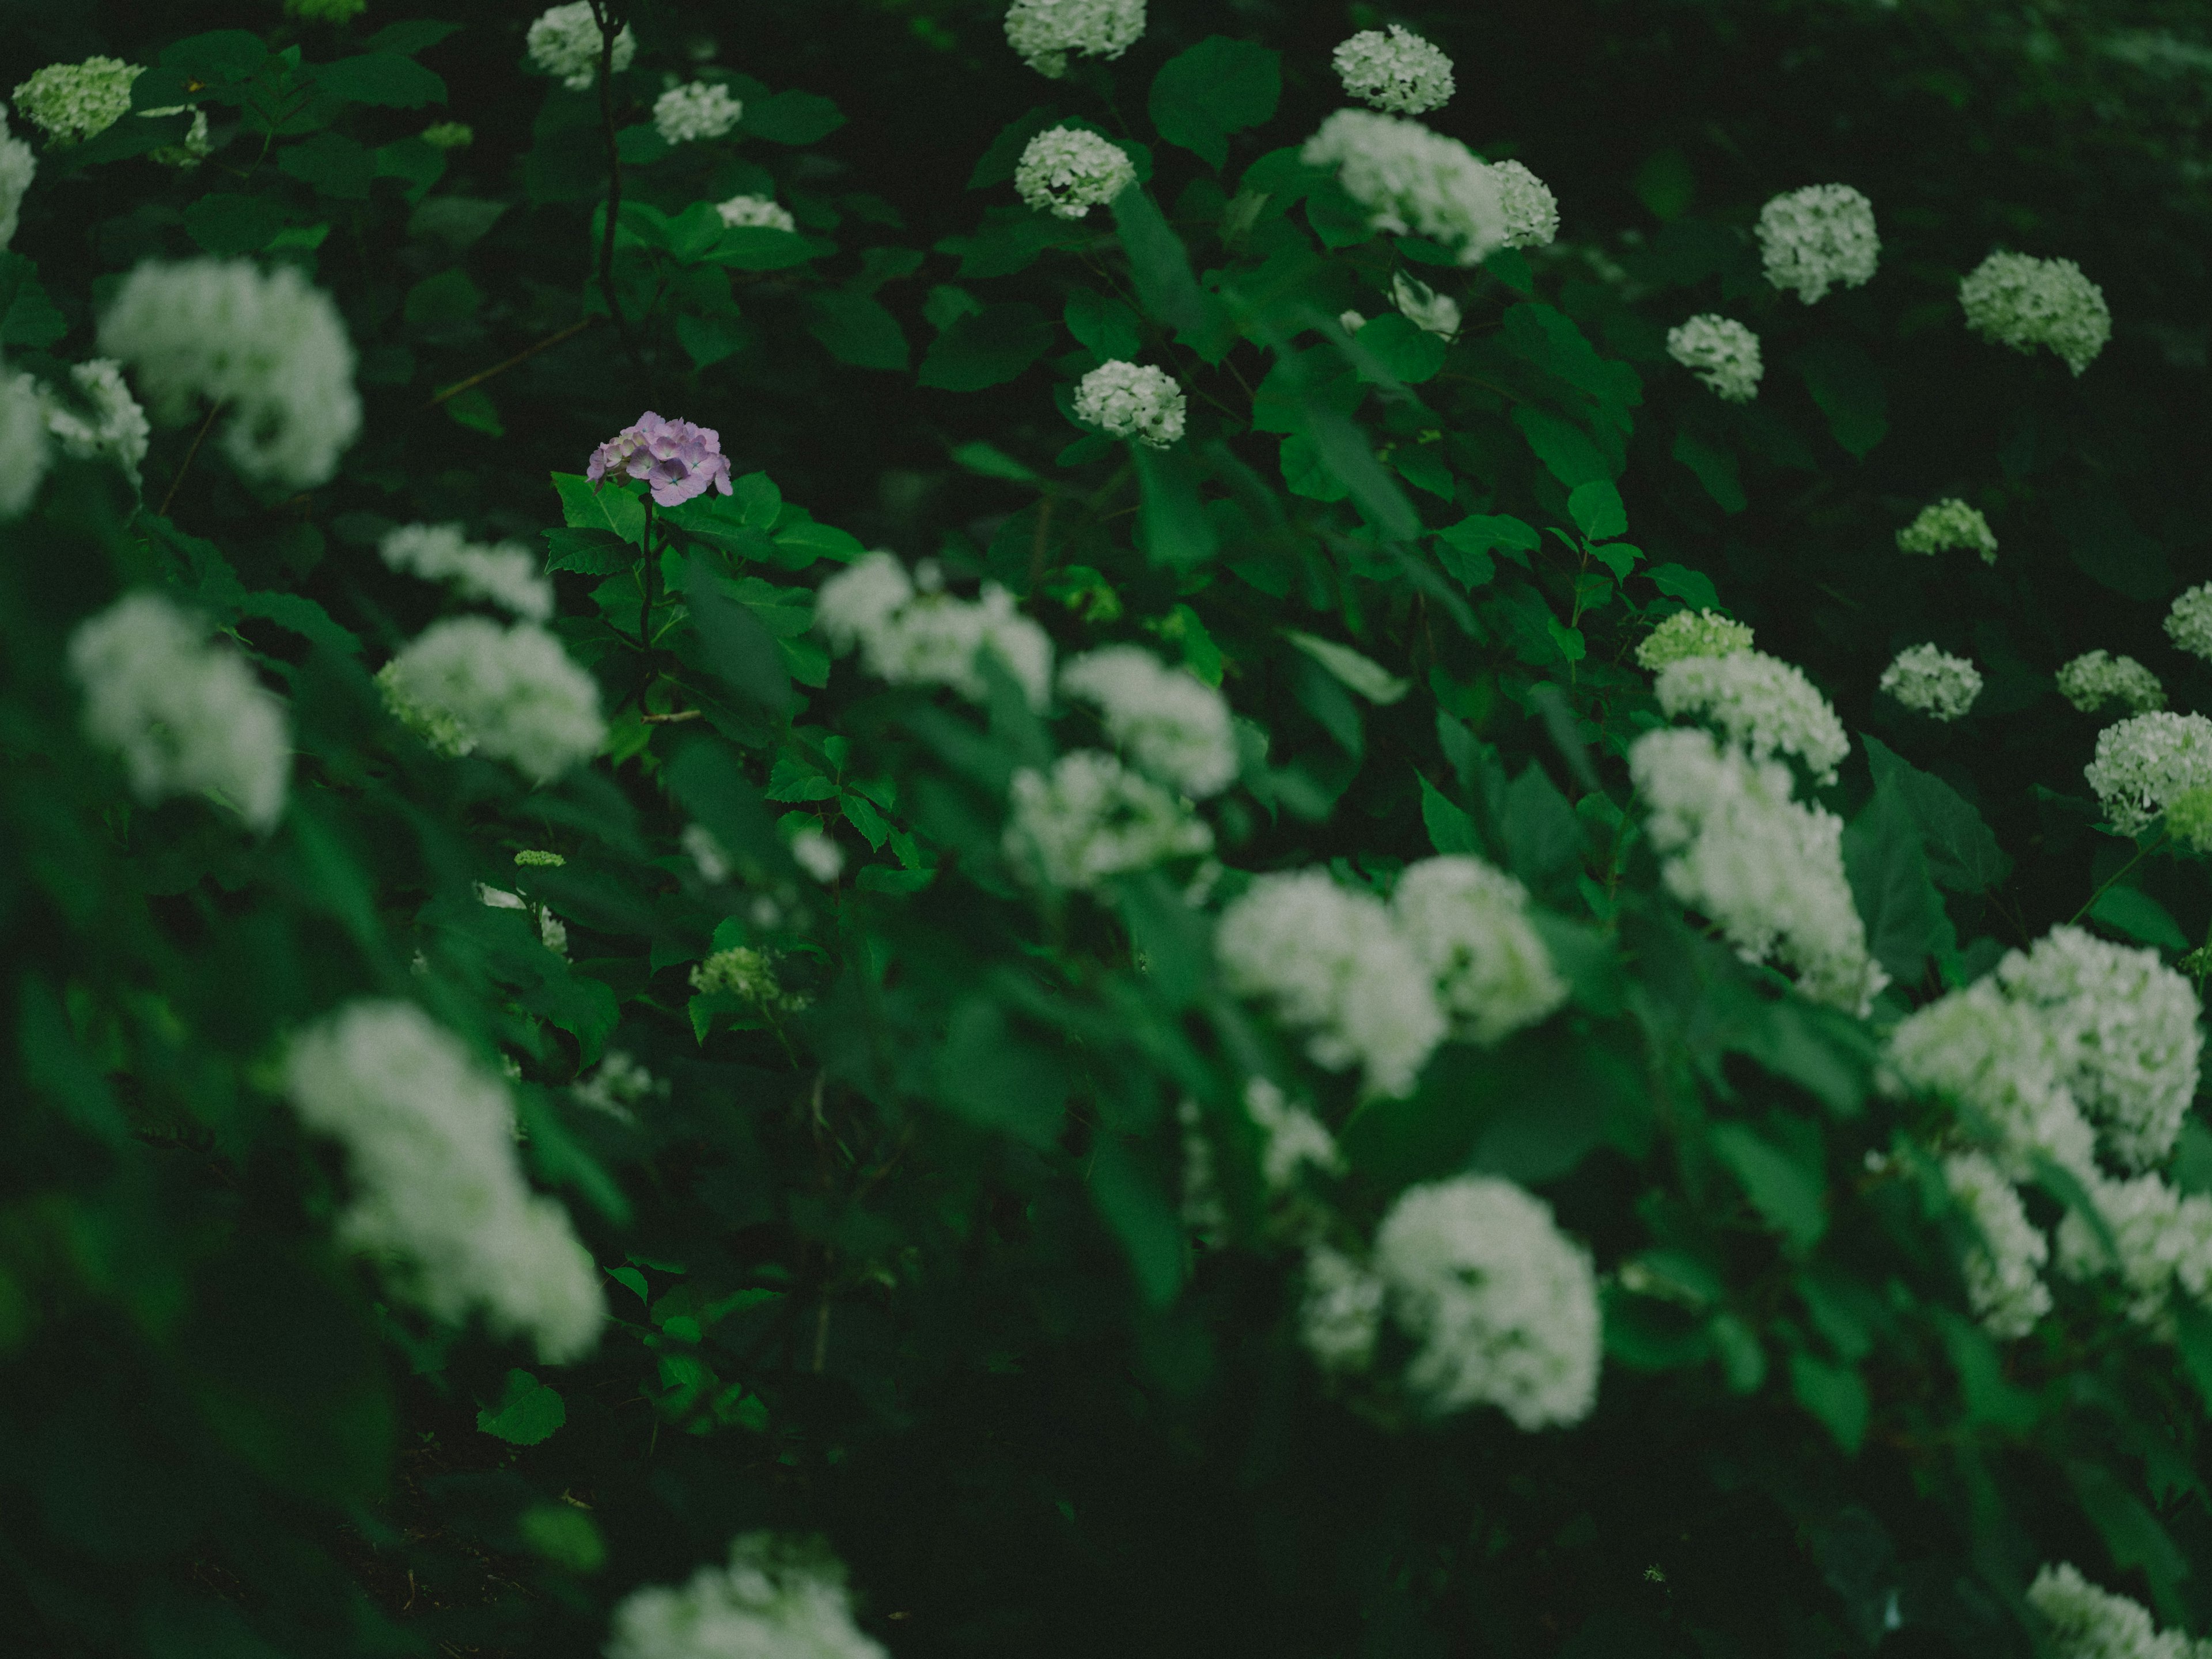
[156,399,226,518]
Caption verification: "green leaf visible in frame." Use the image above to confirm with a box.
[1502,304,1641,421]
[60,111,195,166]
[1713,1119,1827,1251]
[277,131,373,198]
[1861,736,2011,893]
[2089,885,2188,951]
[311,52,446,108]
[1089,1138,1184,1307]
[1113,871,1213,1009]
[1284,631,1408,704]
[933,998,1067,1147]
[405,268,481,327]
[1346,313,1445,384]
[1633,149,1696,221]
[707,228,821,271]
[774,520,866,565]
[951,441,1039,484]
[676,311,751,370]
[1501,764,1578,880]
[681,552,794,715]
[475,1370,566,1446]
[544,527,632,577]
[1799,338,1888,458]
[1135,445,1218,570]
[0,255,67,349]
[156,30,270,92]
[442,387,502,435]
[918,302,1055,391]
[969,107,1059,189]
[1149,37,1279,169]
[2069,1460,2189,1615]
[553,472,645,545]
[741,89,846,145]
[1648,563,1721,609]
[806,290,907,370]
[1567,481,1628,542]
[1419,772,1480,855]
[2056,498,2170,604]
[1064,287,1142,363]
[1513,406,1613,487]
[518,1505,605,1573]
[1438,514,1539,581]
[1111,188,1229,359]
[366,20,464,56]
[1789,1352,1868,1453]
[1303,406,1422,539]
[1671,427,1746,513]
[1842,785,1946,986]
[181,194,290,256]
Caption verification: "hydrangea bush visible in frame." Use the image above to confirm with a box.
[4,1,2212,1656]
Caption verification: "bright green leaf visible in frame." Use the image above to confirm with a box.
[476,1370,566,1446]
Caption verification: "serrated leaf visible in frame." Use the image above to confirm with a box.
[543,528,632,576]
[552,472,645,545]
[1714,1119,1827,1251]
[1514,406,1613,487]
[1567,480,1628,542]
[1672,427,1746,513]
[476,1370,565,1445]
[806,290,907,370]
[1346,312,1445,384]
[182,194,290,256]
[1861,735,2011,894]
[918,302,1054,391]
[312,52,446,109]
[1842,785,1946,985]
[2089,885,2188,951]
[1149,36,1279,170]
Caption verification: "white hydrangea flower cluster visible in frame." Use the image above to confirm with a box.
[1636,609,1755,672]
[1997,926,2202,1172]
[284,1001,605,1363]
[1215,870,1446,1098]
[0,365,49,517]
[1373,1175,1601,1427]
[1014,126,1135,219]
[791,826,845,883]
[2164,584,2212,662]
[1629,728,1885,1014]
[653,82,743,146]
[1301,1244,1385,1373]
[1896,498,1998,564]
[1332,25,1455,115]
[1003,749,1214,889]
[1653,650,1851,783]
[1059,645,1237,798]
[1003,0,1146,78]
[1880,643,1982,722]
[2058,651,2165,716]
[40,359,150,484]
[1244,1078,1342,1191]
[96,259,361,488]
[1942,1152,2053,1339]
[380,522,554,622]
[1492,160,1560,249]
[1391,270,1460,340]
[1391,856,1569,1046]
[376,618,607,782]
[2028,1562,2208,1659]
[714,194,795,233]
[607,1533,887,1659]
[1301,108,1506,267]
[1960,251,2111,376]
[12,57,138,145]
[2084,711,2212,835]
[69,592,291,832]
[815,552,1054,710]
[2056,1171,2212,1334]
[525,2,635,91]
[0,112,33,247]
[1755,184,1880,304]
[1883,977,2097,1179]
[1666,314,1763,402]
[1073,360,1186,448]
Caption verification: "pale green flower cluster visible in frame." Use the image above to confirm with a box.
[1630,727,1883,1013]
[1217,870,1446,1098]
[1942,1152,2052,1339]
[1880,643,1982,722]
[525,2,635,90]
[12,57,138,145]
[1003,749,1213,889]
[1373,1175,1601,1427]
[0,365,48,517]
[1896,498,1997,564]
[1391,270,1460,339]
[1492,159,1560,249]
[654,82,743,145]
[1635,608,1754,671]
[1332,25,1455,115]
[1301,108,1506,267]
[605,1533,887,1659]
[1653,649,1851,783]
[1014,126,1135,219]
[1666,313,1763,402]
[1073,359,1185,447]
[2084,711,2212,834]
[376,618,607,782]
[380,522,554,622]
[1059,645,1237,798]
[97,258,361,488]
[2168,787,2212,854]
[1997,926,2203,1172]
[69,592,291,832]
[2164,583,2212,662]
[1960,250,2111,375]
[284,1000,605,1362]
[714,193,795,232]
[815,552,1054,710]
[1756,184,1880,304]
[0,113,33,247]
[691,946,799,1009]
[1003,0,1146,78]
[1391,856,1569,1046]
[2057,650,2163,715]
[2028,1562,2212,1659]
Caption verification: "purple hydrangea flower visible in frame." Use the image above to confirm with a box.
[586,412,735,507]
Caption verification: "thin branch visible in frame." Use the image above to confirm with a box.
[585,0,639,365]
[641,709,705,725]
[157,400,226,518]
[423,317,598,410]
